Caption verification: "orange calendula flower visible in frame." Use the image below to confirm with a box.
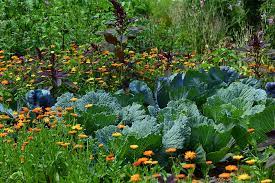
[225,165,238,172]
[117,124,126,129]
[219,173,231,179]
[32,107,42,113]
[0,132,8,137]
[165,148,177,153]
[184,151,197,160]
[0,124,4,129]
[237,174,251,181]
[65,107,74,111]
[130,174,141,182]
[143,150,154,157]
[182,163,196,169]
[106,154,115,161]
[112,132,122,137]
[130,145,139,150]
[176,174,186,180]
[78,134,88,139]
[233,155,244,161]
[1,80,9,85]
[247,128,255,133]
[70,113,78,117]
[245,159,256,165]
[33,128,41,132]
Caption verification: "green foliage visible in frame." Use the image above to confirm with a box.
[119,103,147,125]
[203,82,267,125]
[0,0,111,53]
[190,124,232,162]
[162,116,191,149]
[249,105,275,142]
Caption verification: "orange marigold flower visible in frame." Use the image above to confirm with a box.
[219,173,231,179]
[165,148,177,153]
[130,174,141,182]
[143,150,154,157]
[184,151,196,160]
[206,160,212,165]
[130,145,139,150]
[182,163,196,169]
[225,165,238,172]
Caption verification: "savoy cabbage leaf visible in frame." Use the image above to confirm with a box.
[203,82,267,125]
[119,103,147,125]
[162,116,191,149]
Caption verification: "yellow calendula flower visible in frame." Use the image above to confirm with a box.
[70,97,78,102]
[78,134,88,139]
[56,141,64,145]
[84,104,93,108]
[73,144,84,150]
[60,142,70,148]
[261,179,272,183]
[233,155,244,160]
[237,174,251,181]
[245,159,256,165]
[68,130,77,135]
[72,124,82,131]
[112,132,122,137]
[130,145,139,150]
